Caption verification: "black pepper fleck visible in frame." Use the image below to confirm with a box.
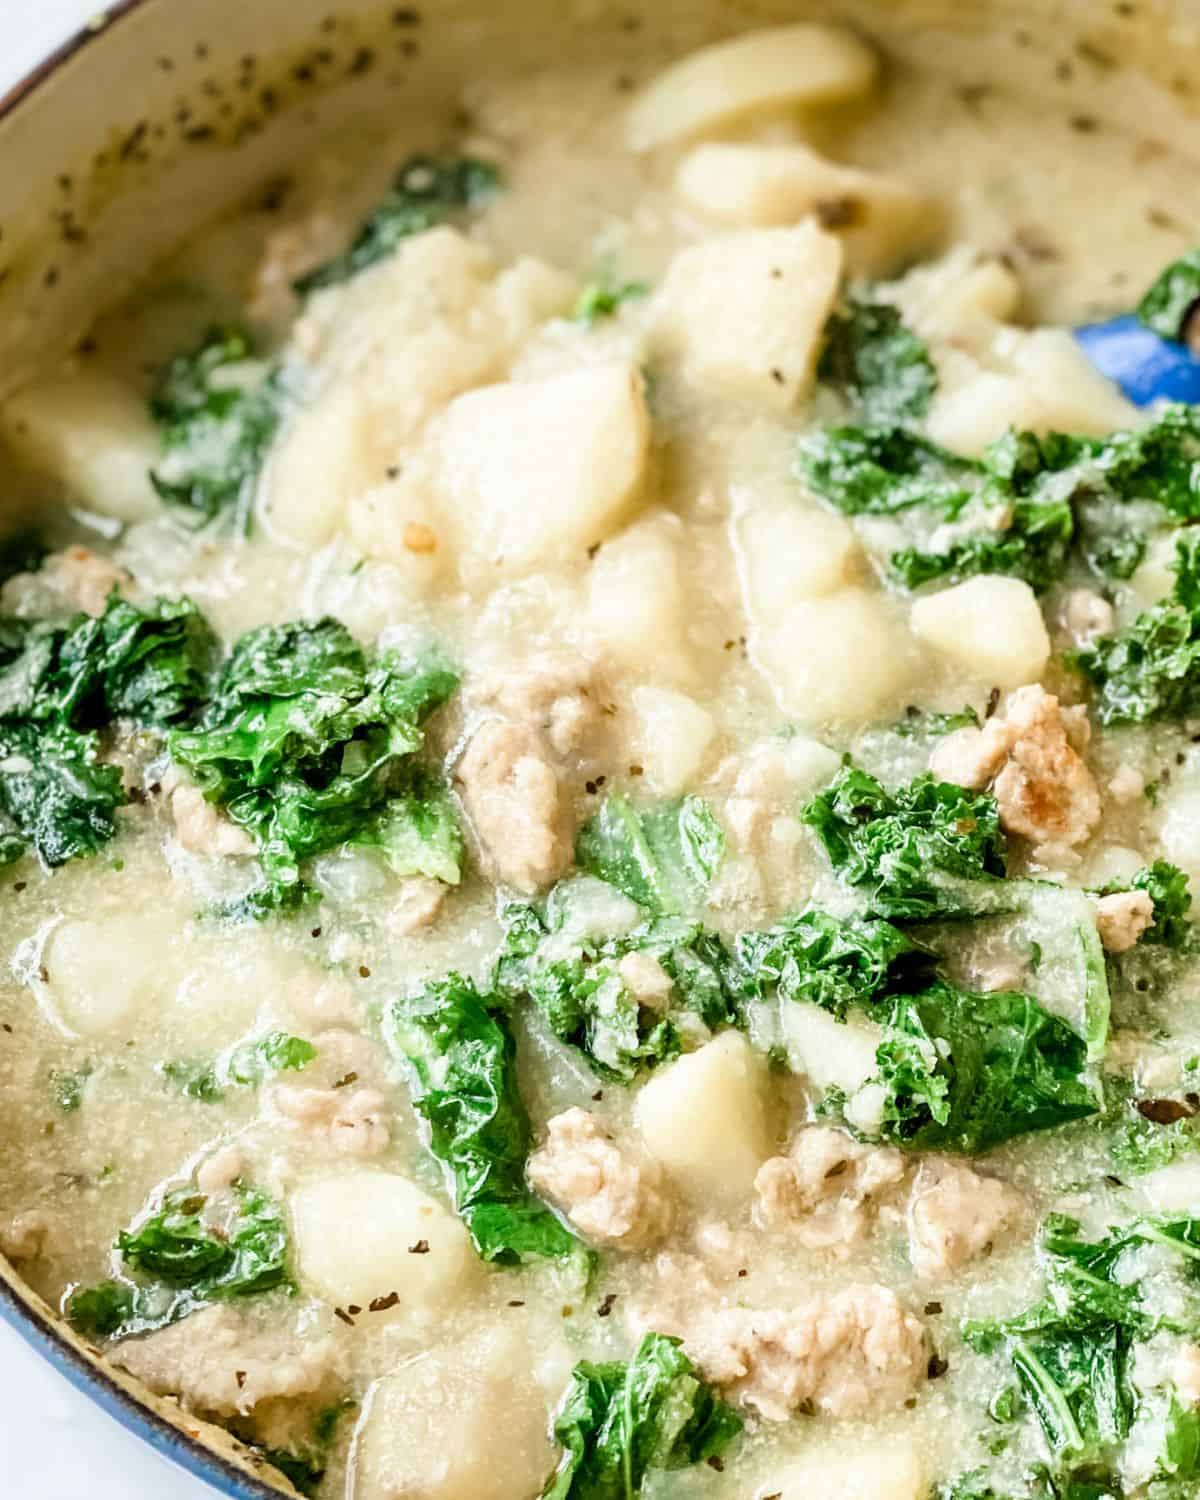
[408,1238,430,1254]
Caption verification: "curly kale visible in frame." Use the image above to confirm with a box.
[799,405,1200,592]
[1073,532,1200,724]
[801,761,1009,920]
[1137,250,1200,342]
[149,326,286,526]
[295,154,500,292]
[495,895,737,1083]
[386,973,585,1267]
[0,593,214,867]
[541,1332,742,1500]
[168,617,459,913]
[575,793,724,916]
[68,1184,292,1341]
[817,291,938,425]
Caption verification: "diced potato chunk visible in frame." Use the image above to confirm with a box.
[634,1032,771,1203]
[928,329,1137,456]
[291,1170,479,1316]
[260,380,382,548]
[627,685,717,795]
[1141,1159,1200,1214]
[353,1330,555,1500]
[754,1443,926,1500]
[626,24,879,150]
[754,587,917,727]
[434,363,650,583]
[910,575,1049,689]
[676,143,936,276]
[734,502,860,619]
[41,916,169,1036]
[1157,785,1200,890]
[587,513,691,681]
[779,1001,882,1093]
[0,369,160,521]
[653,224,842,409]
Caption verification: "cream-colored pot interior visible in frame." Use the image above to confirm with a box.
[1,0,1200,1493]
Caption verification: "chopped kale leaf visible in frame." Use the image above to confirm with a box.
[68,1184,292,1341]
[541,1331,743,1500]
[573,276,648,326]
[162,1030,316,1102]
[801,761,1009,920]
[575,793,724,916]
[818,291,938,424]
[295,155,500,292]
[1098,860,1194,950]
[872,982,1098,1153]
[168,618,458,914]
[1137,249,1200,342]
[0,593,214,867]
[1073,532,1200,724]
[386,973,585,1266]
[149,326,286,526]
[495,895,737,1082]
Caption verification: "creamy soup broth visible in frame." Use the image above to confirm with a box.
[1,14,1200,1500]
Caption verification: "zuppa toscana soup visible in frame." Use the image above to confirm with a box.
[5,14,1200,1498]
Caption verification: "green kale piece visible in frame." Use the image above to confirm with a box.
[494,896,737,1083]
[1073,532,1200,724]
[573,276,648,326]
[541,1332,743,1500]
[1137,250,1200,341]
[964,1214,1200,1477]
[818,291,938,424]
[68,1184,292,1342]
[0,593,214,867]
[386,973,585,1266]
[575,793,724,916]
[873,981,1098,1153]
[801,761,1009,920]
[799,406,1200,592]
[295,155,500,292]
[729,908,929,1019]
[257,1400,354,1498]
[893,704,981,739]
[162,1030,316,1102]
[51,1064,92,1113]
[168,618,458,913]
[149,326,285,526]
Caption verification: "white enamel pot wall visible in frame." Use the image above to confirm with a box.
[1,0,1199,1493]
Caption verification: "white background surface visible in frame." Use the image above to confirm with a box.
[1,2,216,1494]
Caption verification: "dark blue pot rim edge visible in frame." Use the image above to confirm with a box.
[0,13,290,1490]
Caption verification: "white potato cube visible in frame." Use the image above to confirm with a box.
[344,461,446,592]
[627,685,717,795]
[634,1032,771,1203]
[734,502,860,620]
[0,369,160,521]
[1129,532,1180,607]
[626,24,878,150]
[653,224,842,409]
[911,575,1049,689]
[676,143,935,276]
[587,513,691,681]
[1157,786,1200,890]
[779,1001,882,1094]
[260,380,381,548]
[754,587,917,727]
[928,329,1137,456]
[434,363,650,583]
[755,1443,926,1500]
[40,916,169,1037]
[353,1330,555,1500]
[1141,1160,1200,1215]
[291,1170,478,1316]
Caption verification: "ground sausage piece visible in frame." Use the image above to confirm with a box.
[1174,1344,1200,1408]
[271,1083,390,1157]
[1095,889,1155,954]
[477,652,602,757]
[931,684,1100,863]
[113,1304,344,1416]
[685,1284,928,1421]
[386,876,448,936]
[171,784,257,858]
[43,545,132,617]
[527,1107,673,1251]
[907,1159,1026,1279]
[456,719,572,894]
[754,1126,906,1255]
